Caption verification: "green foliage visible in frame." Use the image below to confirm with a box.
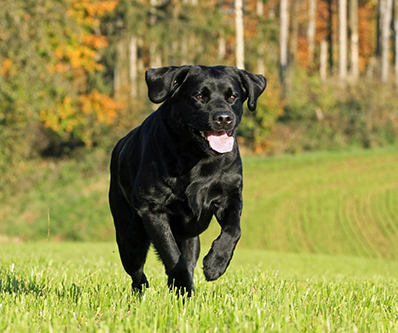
[1,0,397,195]
[0,0,120,194]
[1,243,398,332]
[276,70,398,153]
[0,0,70,191]
[239,76,284,152]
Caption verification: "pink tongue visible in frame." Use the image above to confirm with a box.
[207,132,234,153]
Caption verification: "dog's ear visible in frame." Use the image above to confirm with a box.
[145,66,191,104]
[238,70,267,111]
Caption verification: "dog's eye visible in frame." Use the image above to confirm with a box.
[228,95,237,102]
[195,94,203,101]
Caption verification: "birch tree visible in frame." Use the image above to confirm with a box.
[291,0,300,65]
[380,0,393,82]
[327,0,334,72]
[218,32,226,63]
[257,0,263,16]
[394,0,398,83]
[320,40,328,81]
[235,0,245,69]
[129,35,138,98]
[115,38,126,101]
[339,0,347,80]
[280,0,289,89]
[349,0,359,80]
[308,0,316,64]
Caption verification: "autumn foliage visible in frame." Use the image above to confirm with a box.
[41,0,123,145]
[1,0,397,194]
[0,0,122,145]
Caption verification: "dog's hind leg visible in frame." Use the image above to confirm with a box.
[110,189,150,292]
[116,225,150,292]
[177,236,200,280]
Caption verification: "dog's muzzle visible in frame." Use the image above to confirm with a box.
[212,112,235,131]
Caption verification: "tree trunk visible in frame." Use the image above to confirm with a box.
[291,0,300,65]
[235,0,245,69]
[367,57,376,78]
[280,0,289,90]
[137,38,145,96]
[257,0,263,17]
[308,0,316,64]
[149,44,162,68]
[257,45,266,74]
[129,35,138,99]
[377,0,381,57]
[218,31,226,63]
[149,0,158,26]
[380,0,393,82]
[115,37,126,101]
[320,40,328,81]
[327,0,334,72]
[339,0,348,80]
[114,41,122,99]
[349,0,359,80]
[394,0,398,84]
[181,33,189,65]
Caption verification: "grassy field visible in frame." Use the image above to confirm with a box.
[1,147,397,258]
[239,147,398,258]
[1,242,398,332]
[1,148,398,331]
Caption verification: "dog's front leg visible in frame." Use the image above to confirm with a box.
[141,209,194,296]
[203,200,242,282]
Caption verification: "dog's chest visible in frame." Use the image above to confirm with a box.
[165,164,228,237]
[171,176,222,216]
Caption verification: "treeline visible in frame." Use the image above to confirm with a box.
[0,0,122,192]
[1,0,398,194]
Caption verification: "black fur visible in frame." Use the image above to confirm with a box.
[109,65,266,296]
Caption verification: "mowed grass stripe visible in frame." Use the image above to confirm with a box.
[341,194,375,257]
[240,148,398,258]
[385,188,398,234]
[350,193,383,258]
[367,189,396,256]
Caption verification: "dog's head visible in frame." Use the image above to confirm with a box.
[145,65,267,154]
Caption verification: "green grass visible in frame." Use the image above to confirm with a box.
[1,242,398,332]
[0,153,113,241]
[1,147,398,259]
[1,148,398,331]
[239,147,398,258]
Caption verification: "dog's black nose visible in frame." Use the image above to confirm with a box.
[213,112,234,128]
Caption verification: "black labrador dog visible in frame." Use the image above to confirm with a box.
[109,65,266,296]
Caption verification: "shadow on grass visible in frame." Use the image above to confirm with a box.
[0,268,84,302]
[0,268,47,295]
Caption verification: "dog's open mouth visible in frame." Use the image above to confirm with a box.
[189,126,234,153]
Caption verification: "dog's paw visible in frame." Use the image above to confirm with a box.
[202,252,227,281]
[131,273,149,293]
[167,267,194,297]
[168,280,194,297]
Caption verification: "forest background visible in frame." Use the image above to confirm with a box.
[1,0,398,198]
